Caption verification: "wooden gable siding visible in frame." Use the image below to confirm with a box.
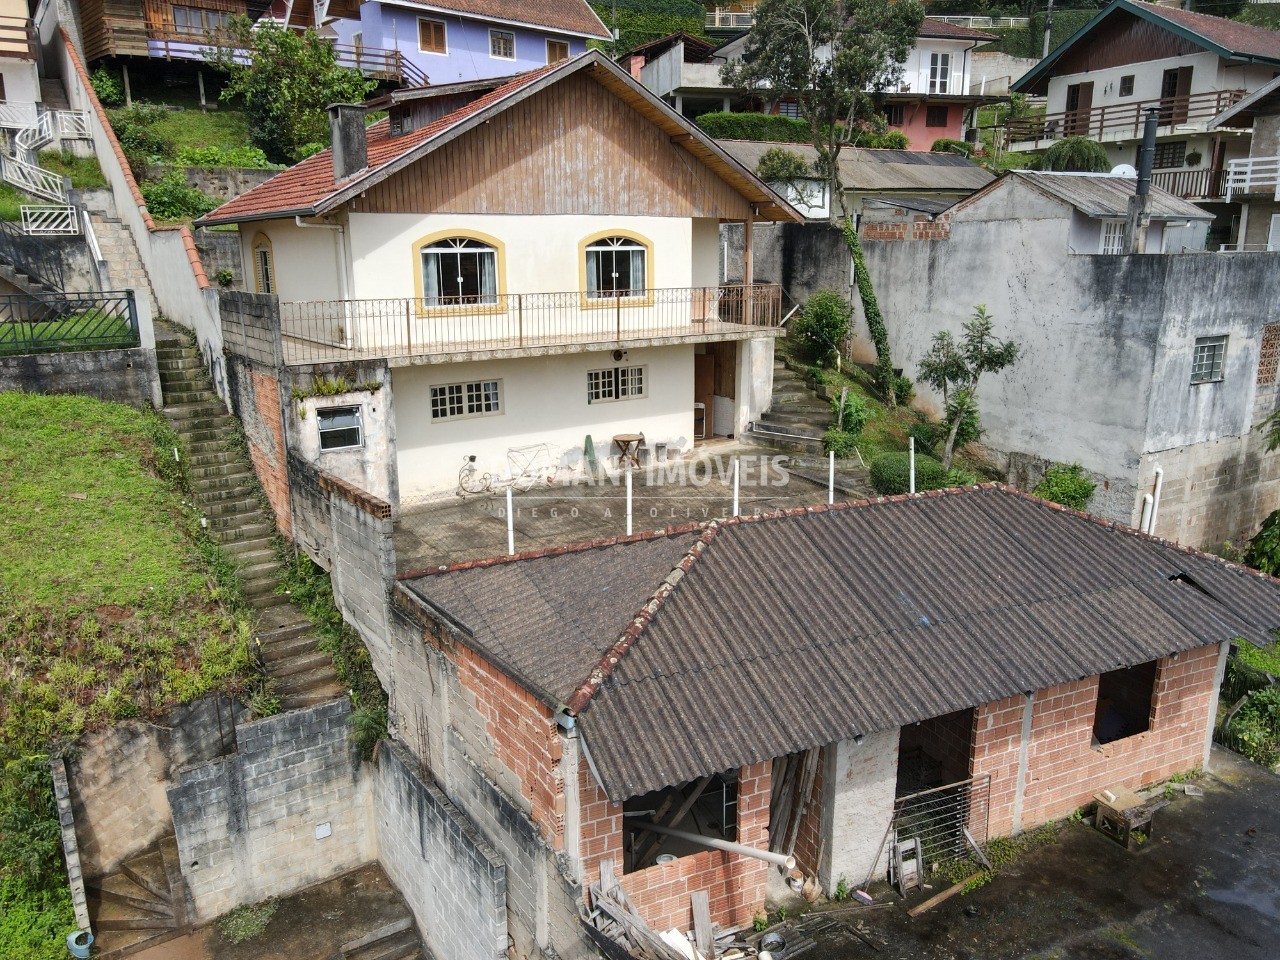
[349,72,753,221]
[1051,11,1204,78]
[144,0,250,35]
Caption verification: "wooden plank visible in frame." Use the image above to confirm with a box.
[635,775,714,867]
[906,873,984,918]
[692,891,713,960]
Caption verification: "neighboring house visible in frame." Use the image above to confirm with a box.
[0,0,38,104]
[1009,0,1280,219]
[390,484,1268,938]
[327,0,611,86]
[716,138,994,219]
[200,50,799,507]
[1216,75,1280,251]
[836,170,1280,551]
[630,18,999,149]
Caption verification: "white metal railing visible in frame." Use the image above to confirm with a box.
[0,100,37,130]
[56,110,90,140]
[14,109,53,164]
[21,205,78,235]
[82,209,106,289]
[705,10,755,29]
[1225,155,1280,201]
[0,153,63,202]
[934,16,1030,29]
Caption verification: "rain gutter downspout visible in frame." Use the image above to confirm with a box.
[295,215,353,345]
[1149,465,1165,536]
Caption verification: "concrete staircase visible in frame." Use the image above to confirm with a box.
[745,357,834,456]
[40,79,71,112]
[342,916,428,960]
[155,330,344,712]
[85,837,188,960]
[78,190,157,309]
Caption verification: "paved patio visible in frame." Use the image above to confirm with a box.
[393,441,872,573]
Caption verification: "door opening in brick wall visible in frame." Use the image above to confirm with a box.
[623,771,737,871]
[1094,661,1156,745]
[897,708,975,795]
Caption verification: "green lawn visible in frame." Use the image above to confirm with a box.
[37,151,107,190]
[0,393,258,959]
[0,313,136,356]
[0,182,22,221]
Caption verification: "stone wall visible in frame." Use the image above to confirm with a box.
[66,694,244,877]
[193,227,244,291]
[0,346,160,409]
[145,164,278,202]
[373,741,508,960]
[973,643,1226,837]
[167,699,375,921]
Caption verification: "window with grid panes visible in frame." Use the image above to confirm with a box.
[490,30,515,59]
[587,366,646,403]
[430,380,503,420]
[1151,141,1186,169]
[1191,335,1226,383]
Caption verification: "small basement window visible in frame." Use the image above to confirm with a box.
[317,406,362,451]
[1093,661,1156,745]
[623,772,738,872]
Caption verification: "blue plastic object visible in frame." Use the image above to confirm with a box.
[67,930,93,959]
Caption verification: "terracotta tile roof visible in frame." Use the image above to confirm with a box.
[920,17,999,42]
[1140,2,1280,60]
[389,0,610,39]
[401,484,1280,799]
[202,61,562,224]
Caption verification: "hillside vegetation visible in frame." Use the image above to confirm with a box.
[0,393,259,960]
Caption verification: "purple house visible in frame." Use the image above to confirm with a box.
[332,0,611,85]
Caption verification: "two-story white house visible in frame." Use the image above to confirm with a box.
[630,18,999,149]
[199,51,800,504]
[1010,0,1280,231]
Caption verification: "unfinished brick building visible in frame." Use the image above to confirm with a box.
[388,484,1280,944]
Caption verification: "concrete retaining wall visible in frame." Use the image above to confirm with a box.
[66,694,244,878]
[144,164,278,202]
[374,741,508,960]
[0,346,160,409]
[167,699,375,921]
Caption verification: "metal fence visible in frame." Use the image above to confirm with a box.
[1006,89,1245,146]
[0,290,138,356]
[278,283,783,366]
[891,774,992,872]
[0,219,65,290]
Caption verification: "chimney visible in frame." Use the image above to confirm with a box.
[328,103,367,182]
[1124,108,1159,254]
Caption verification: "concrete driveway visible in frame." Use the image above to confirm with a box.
[803,747,1280,960]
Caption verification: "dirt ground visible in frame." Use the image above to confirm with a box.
[796,746,1280,960]
[130,864,413,960]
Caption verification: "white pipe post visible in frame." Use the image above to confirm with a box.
[909,436,916,494]
[1139,493,1154,533]
[732,457,740,517]
[1149,466,1165,536]
[506,486,514,556]
[626,466,633,536]
[828,450,835,505]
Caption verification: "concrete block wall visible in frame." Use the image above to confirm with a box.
[0,347,160,410]
[219,291,283,368]
[819,731,899,896]
[67,694,243,877]
[973,643,1225,837]
[374,741,508,960]
[328,492,396,674]
[225,354,291,536]
[167,699,375,921]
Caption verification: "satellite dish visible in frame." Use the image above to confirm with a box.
[1111,164,1138,178]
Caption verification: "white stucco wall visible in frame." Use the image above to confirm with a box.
[1044,51,1223,118]
[238,219,347,303]
[0,58,39,104]
[820,729,900,896]
[900,37,976,95]
[392,345,696,498]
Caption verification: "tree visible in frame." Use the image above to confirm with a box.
[721,0,924,224]
[1040,136,1111,173]
[917,306,1020,470]
[210,18,376,164]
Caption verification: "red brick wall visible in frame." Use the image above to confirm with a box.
[580,761,772,934]
[450,643,566,850]
[901,708,974,786]
[973,645,1220,836]
[246,370,291,537]
[861,213,952,242]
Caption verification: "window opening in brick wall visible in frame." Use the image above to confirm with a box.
[1191,334,1227,384]
[318,406,362,450]
[623,770,737,872]
[1093,661,1156,745]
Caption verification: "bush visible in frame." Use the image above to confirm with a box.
[860,129,908,150]
[591,0,705,55]
[830,391,869,437]
[1040,136,1111,173]
[90,67,124,107]
[175,145,281,169]
[931,137,970,155]
[823,428,860,459]
[695,111,810,143]
[869,451,947,495]
[892,375,914,406]
[1034,463,1096,511]
[946,396,983,449]
[110,103,175,174]
[140,172,219,223]
[908,421,942,453]
[1246,510,1280,577]
[791,290,852,363]
[756,146,811,183]
[946,468,980,487]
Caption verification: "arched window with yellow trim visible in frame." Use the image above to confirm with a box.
[584,235,649,299]
[420,237,498,306]
[251,234,275,295]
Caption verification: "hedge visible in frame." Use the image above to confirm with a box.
[869,451,947,495]
[591,0,706,54]
[695,112,811,143]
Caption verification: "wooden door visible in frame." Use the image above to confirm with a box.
[1160,67,1192,125]
[1066,82,1093,136]
[694,353,715,439]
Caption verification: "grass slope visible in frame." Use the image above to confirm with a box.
[0,393,258,960]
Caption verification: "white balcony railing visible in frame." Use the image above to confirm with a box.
[705,10,756,29]
[1225,155,1280,201]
